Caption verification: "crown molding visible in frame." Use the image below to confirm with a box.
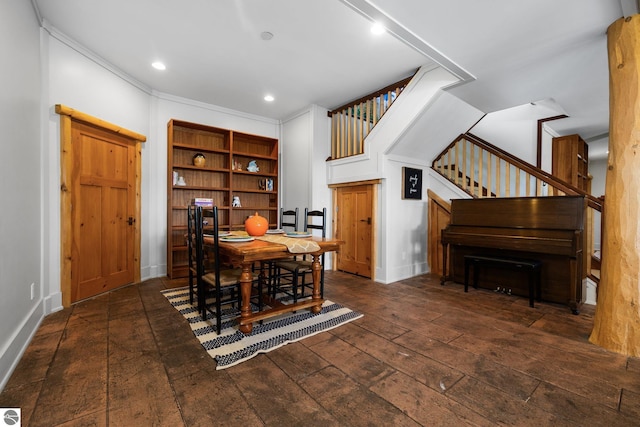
[151,90,281,126]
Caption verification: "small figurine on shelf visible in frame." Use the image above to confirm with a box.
[247,160,259,173]
[176,176,187,186]
[232,196,241,207]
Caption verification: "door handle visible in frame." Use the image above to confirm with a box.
[128,217,135,226]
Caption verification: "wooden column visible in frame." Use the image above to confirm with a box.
[589,15,640,356]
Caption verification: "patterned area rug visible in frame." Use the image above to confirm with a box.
[161,287,363,369]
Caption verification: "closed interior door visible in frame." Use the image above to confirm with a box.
[336,184,372,277]
[70,122,136,301]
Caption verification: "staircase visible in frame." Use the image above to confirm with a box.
[328,74,413,160]
[432,132,603,286]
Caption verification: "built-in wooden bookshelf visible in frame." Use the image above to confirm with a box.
[167,119,278,278]
[552,134,589,192]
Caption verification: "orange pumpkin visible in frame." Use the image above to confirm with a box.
[245,212,268,236]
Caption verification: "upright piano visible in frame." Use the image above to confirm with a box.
[441,196,585,313]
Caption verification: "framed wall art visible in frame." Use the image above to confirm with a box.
[402,167,422,200]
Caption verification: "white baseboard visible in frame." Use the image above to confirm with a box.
[585,277,597,306]
[141,264,166,282]
[44,291,63,314]
[0,301,45,392]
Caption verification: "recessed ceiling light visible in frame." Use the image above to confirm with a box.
[264,95,274,102]
[151,61,166,70]
[371,22,385,35]
[260,31,274,41]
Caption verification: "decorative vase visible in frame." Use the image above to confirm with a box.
[245,212,268,236]
[193,153,206,168]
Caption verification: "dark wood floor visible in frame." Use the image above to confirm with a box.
[2,271,639,426]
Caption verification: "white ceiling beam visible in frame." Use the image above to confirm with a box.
[339,0,474,83]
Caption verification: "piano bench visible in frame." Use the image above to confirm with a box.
[464,255,542,308]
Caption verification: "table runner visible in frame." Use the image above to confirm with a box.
[256,234,320,253]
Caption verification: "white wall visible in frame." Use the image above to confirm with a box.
[281,110,312,213]
[309,105,332,227]
[590,157,607,198]
[590,157,607,252]
[0,0,44,390]
[381,158,429,280]
[471,102,562,165]
[540,126,556,173]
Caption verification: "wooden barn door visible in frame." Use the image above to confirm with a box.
[57,105,145,305]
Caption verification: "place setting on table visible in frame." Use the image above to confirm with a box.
[203,229,256,242]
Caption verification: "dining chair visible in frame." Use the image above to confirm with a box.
[187,204,198,307]
[187,205,245,334]
[264,208,299,297]
[272,207,327,302]
[299,208,327,297]
[280,207,298,231]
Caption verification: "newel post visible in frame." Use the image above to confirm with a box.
[589,15,640,356]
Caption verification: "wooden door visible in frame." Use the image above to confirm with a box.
[58,105,145,307]
[427,190,451,276]
[70,121,137,301]
[336,184,373,277]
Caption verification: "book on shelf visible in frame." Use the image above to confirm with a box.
[191,198,213,207]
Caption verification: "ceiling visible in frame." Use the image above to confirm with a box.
[33,0,628,158]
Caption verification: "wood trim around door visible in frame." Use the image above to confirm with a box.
[56,104,146,307]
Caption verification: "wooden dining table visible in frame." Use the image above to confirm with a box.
[205,235,344,334]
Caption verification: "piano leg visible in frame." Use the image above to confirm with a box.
[440,242,449,285]
[569,256,581,315]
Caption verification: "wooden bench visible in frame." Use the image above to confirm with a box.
[464,255,542,307]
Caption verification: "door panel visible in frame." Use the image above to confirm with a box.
[77,184,103,285]
[428,191,451,276]
[71,122,135,302]
[336,185,372,277]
